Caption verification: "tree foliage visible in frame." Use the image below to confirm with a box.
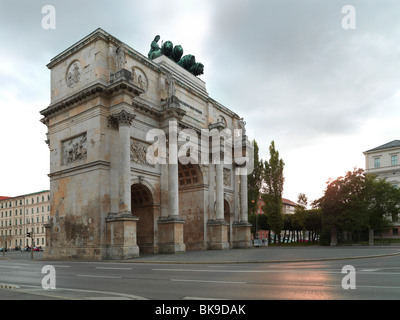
[261,141,285,242]
[313,168,400,235]
[247,140,263,215]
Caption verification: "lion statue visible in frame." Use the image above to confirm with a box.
[189,62,204,77]
[171,45,183,63]
[161,41,174,57]
[178,54,196,71]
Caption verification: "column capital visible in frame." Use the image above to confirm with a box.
[110,110,136,127]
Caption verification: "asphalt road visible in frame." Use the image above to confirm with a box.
[0,247,399,301]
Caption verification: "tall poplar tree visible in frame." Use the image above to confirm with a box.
[247,140,263,216]
[262,141,285,243]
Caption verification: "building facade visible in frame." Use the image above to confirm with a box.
[364,140,400,238]
[39,29,252,260]
[0,191,50,249]
[256,197,300,215]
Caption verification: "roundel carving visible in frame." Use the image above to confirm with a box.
[131,67,148,92]
[66,60,82,88]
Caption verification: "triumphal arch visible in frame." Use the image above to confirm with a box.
[40,28,252,260]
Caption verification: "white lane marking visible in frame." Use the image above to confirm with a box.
[171,279,246,284]
[359,269,380,272]
[183,296,228,300]
[53,265,70,268]
[95,266,131,270]
[153,268,340,274]
[12,285,148,300]
[76,274,122,279]
[0,265,22,269]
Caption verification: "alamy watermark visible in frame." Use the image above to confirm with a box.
[41,5,56,30]
[341,5,356,30]
[41,265,56,290]
[341,265,356,290]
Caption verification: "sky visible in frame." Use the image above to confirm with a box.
[1,0,400,205]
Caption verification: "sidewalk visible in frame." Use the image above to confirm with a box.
[129,245,400,264]
[2,246,399,264]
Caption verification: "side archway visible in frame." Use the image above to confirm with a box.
[224,199,232,247]
[131,183,157,254]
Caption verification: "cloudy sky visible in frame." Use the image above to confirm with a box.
[1,0,400,204]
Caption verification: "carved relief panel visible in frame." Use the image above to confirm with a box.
[131,67,148,92]
[62,133,87,165]
[223,168,231,186]
[130,139,153,167]
[66,61,82,88]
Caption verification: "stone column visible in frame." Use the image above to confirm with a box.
[158,119,185,253]
[206,127,229,250]
[232,150,252,249]
[369,229,374,246]
[215,163,224,221]
[240,167,248,223]
[106,110,139,259]
[167,120,180,218]
[110,109,136,214]
[119,121,133,212]
[208,163,215,220]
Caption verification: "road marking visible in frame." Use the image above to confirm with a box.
[13,285,148,300]
[95,267,132,270]
[17,271,41,275]
[76,275,122,279]
[153,268,340,274]
[183,296,228,300]
[359,269,380,272]
[0,265,22,269]
[171,279,246,284]
[85,297,133,300]
[53,265,70,268]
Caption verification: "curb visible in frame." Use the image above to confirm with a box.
[101,250,400,265]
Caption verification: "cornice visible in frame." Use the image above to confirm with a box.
[40,79,144,120]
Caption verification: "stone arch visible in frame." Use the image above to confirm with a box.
[224,198,232,246]
[131,177,159,205]
[178,163,206,250]
[178,163,204,187]
[131,183,158,254]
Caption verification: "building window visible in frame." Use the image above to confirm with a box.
[393,228,399,235]
[391,155,398,166]
[374,158,380,168]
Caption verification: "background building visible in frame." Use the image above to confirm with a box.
[364,140,400,238]
[0,190,50,249]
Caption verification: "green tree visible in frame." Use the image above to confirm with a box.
[365,174,400,233]
[294,193,308,241]
[313,168,400,244]
[248,140,263,216]
[249,213,269,236]
[261,141,285,243]
[305,208,322,242]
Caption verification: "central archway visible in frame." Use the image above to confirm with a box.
[178,163,206,250]
[131,183,156,254]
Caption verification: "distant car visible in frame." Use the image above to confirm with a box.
[33,247,43,252]
[253,239,268,247]
[0,248,7,252]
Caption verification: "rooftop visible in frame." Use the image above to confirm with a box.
[364,140,400,153]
